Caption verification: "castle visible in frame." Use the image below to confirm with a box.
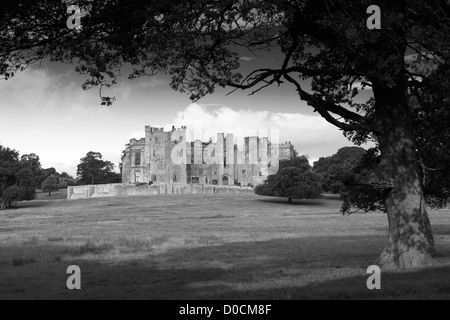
[121,126,295,187]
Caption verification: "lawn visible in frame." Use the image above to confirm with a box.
[0,191,450,300]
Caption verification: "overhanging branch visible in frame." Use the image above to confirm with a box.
[283,73,374,132]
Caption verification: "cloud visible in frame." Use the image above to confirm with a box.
[170,103,363,163]
[0,68,123,176]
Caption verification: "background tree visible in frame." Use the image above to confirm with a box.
[314,147,367,194]
[41,175,60,196]
[58,172,78,189]
[0,145,21,197]
[77,152,121,185]
[32,167,56,189]
[20,153,42,188]
[255,156,322,203]
[0,144,36,208]
[2,0,450,268]
[1,186,22,208]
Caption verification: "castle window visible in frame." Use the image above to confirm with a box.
[153,150,156,157]
[192,177,200,184]
[135,171,141,183]
[212,180,218,185]
[151,174,157,182]
[187,177,191,184]
[213,171,218,176]
[242,170,247,175]
[134,151,141,166]
[173,174,177,183]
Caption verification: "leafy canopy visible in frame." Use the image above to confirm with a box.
[0,144,36,207]
[255,155,322,202]
[313,147,367,194]
[77,151,121,185]
[41,175,60,195]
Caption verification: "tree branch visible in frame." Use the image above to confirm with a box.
[283,73,373,132]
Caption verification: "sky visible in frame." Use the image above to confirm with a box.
[0,54,371,177]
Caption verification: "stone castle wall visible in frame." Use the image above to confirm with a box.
[122,125,295,188]
[67,183,254,200]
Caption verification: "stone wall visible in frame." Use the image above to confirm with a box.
[67,183,254,200]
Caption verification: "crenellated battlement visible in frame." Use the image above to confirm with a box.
[129,138,145,145]
[145,126,165,133]
[271,141,294,147]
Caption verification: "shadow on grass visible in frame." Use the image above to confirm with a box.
[256,198,328,206]
[13,201,57,209]
[202,265,450,300]
[433,224,450,236]
[0,206,21,211]
[1,234,449,299]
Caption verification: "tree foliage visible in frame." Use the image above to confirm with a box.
[77,151,121,185]
[58,172,77,189]
[313,147,367,194]
[41,175,60,196]
[0,144,36,208]
[255,156,322,203]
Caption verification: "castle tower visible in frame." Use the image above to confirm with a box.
[123,138,146,183]
[148,127,170,184]
[226,133,235,185]
[169,126,188,184]
[259,137,269,176]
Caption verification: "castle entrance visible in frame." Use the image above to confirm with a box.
[222,176,229,186]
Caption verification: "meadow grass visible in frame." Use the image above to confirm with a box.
[0,190,449,300]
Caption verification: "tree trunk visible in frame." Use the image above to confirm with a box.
[288,198,293,204]
[373,84,436,270]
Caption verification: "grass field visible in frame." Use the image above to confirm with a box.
[1,190,450,300]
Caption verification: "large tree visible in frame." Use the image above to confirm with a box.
[314,147,367,194]
[255,156,322,203]
[0,145,36,207]
[77,152,121,185]
[2,0,450,269]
